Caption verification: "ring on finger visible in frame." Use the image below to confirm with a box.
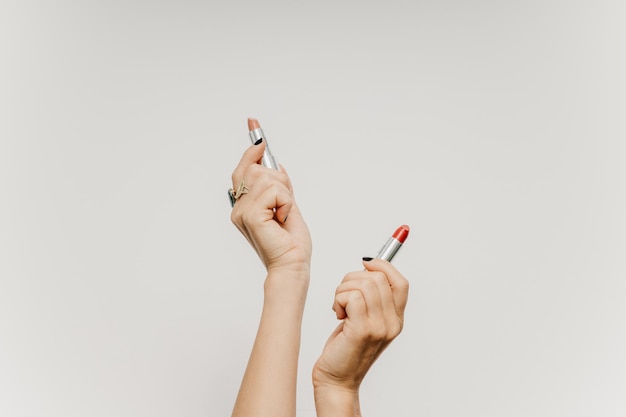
[228,178,250,207]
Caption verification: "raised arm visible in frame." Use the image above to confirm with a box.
[312,258,409,417]
[229,140,312,417]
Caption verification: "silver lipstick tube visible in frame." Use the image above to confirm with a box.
[249,128,279,171]
[376,237,403,262]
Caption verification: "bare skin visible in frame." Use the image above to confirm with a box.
[228,139,409,417]
[230,140,312,417]
[313,259,409,417]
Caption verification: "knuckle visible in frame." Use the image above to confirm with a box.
[230,207,240,225]
[268,182,281,194]
[239,210,254,227]
[348,291,361,302]
[348,291,364,305]
[248,163,262,174]
[254,173,273,191]
[335,284,345,296]
[231,171,238,186]
[389,320,403,338]
[244,164,262,183]
[363,278,378,293]
[272,181,290,197]
[278,171,291,186]
[371,272,387,286]
[365,323,387,341]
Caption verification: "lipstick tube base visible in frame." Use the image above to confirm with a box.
[249,128,279,171]
[376,237,403,262]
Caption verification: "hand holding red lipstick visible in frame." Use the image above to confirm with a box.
[312,259,409,415]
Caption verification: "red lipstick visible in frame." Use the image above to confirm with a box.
[392,224,410,244]
[376,225,410,262]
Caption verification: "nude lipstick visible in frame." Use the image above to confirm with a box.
[248,118,279,171]
[376,225,410,262]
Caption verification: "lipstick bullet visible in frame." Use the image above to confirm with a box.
[376,225,410,262]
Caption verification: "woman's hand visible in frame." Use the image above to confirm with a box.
[230,140,312,275]
[229,139,312,417]
[312,258,409,393]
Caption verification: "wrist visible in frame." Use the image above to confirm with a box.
[266,257,311,277]
[264,267,310,302]
[312,364,362,393]
[314,385,361,417]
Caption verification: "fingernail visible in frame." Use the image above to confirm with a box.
[362,257,374,262]
[254,138,263,145]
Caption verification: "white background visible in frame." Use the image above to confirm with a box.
[1,1,625,416]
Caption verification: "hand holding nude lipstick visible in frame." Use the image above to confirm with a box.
[230,118,310,271]
[230,118,312,417]
[248,118,279,171]
[229,118,281,208]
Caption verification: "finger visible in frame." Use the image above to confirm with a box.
[336,268,400,341]
[339,270,392,308]
[231,171,293,230]
[337,270,370,285]
[231,140,266,188]
[274,191,292,224]
[367,270,396,323]
[278,164,294,194]
[334,271,369,318]
[332,301,346,320]
[335,290,367,323]
[248,166,297,223]
[362,259,409,316]
[250,182,294,225]
[332,280,362,319]
[333,277,384,320]
[244,164,294,198]
[231,163,289,207]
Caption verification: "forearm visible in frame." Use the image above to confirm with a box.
[314,386,361,417]
[232,269,309,417]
